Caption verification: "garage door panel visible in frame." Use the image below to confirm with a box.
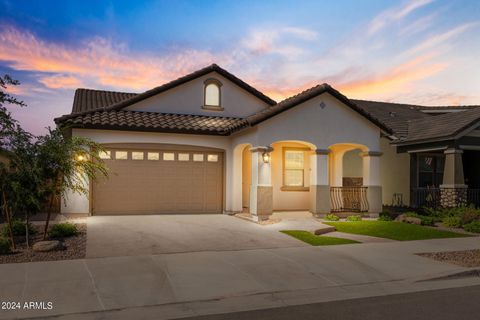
[93,148,223,215]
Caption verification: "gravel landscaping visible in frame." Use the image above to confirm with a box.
[0,223,86,264]
[417,249,480,267]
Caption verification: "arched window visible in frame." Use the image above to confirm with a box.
[203,79,222,109]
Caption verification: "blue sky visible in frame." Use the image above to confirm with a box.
[1,0,479,134]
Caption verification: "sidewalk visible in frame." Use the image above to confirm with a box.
[1,237,479,320]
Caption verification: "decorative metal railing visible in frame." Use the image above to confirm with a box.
[410,188,441,208]
[330,187,369,213]
[467,189,480,208]
[410,188,480,208]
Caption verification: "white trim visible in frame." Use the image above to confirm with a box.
[466,129,480,138]
[444,148,463,154]
[459,145,480,151]
[454,122,480,140]
[421,109,468,114]
[407,146,448,153]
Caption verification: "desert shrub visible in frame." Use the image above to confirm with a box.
[48,222,78,238]
[324,214,340,221]
[378,211,393,221]
[2,220,37,237]
[459,207,480,225]
[463,221,480,233]
[346,215,362,221]
[442,216,463,228]
[378,215,393,221]
[420,207,445,218]
[0,237,11,254]
[405,212,436,226]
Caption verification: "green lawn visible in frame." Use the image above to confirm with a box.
[280,230,360,246]
[324,221,470,241]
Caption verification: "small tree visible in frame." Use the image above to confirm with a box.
[0,75,26,249]
[37,128,108,239]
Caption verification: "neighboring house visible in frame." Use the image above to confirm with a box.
[55,64,480,220]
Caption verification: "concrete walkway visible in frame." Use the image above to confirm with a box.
[1,236,479,320]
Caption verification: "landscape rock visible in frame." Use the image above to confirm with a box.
[395,214,422,225]
[404,216,422,225]
[32,240,65,252]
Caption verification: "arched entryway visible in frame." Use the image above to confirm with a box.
[329,143,370,214]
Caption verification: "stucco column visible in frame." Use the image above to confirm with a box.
[360,151,383,216]
[310,149,331,216]
[249,146,273,221]
[330,151,344,187]
[440,149,467,207]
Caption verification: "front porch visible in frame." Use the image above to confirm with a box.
[233,141,383,221]
[407,146,480,209]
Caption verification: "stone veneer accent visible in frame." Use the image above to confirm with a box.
[440,187,467,208]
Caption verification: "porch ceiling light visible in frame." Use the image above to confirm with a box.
[262,151,271,163]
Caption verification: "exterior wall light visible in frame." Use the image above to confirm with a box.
[262,152,271,163]
[76,154,86,161]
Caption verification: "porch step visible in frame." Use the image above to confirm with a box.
[314,226,336,235]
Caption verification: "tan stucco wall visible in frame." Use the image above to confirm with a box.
[125,71,270,118]
[380,137,410,206]
[271,141,312,211]
[343,149,363,178]
[254,93,381,151]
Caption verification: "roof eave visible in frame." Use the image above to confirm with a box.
[61,123,238,136]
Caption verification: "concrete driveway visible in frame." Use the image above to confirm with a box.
[86,214,321,258]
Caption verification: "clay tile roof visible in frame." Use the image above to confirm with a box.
[71,88,137,113]
[398,107,480,144]
[59,110,248,136]
[350,100,430,138]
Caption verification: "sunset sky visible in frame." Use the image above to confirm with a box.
[1,0,479,134]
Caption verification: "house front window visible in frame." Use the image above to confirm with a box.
[282,148,309,191]
[418,154,444,187]
[203,79,223,110]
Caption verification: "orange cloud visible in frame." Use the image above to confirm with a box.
[38,75,83,89]
[0,27,217,91]
[256,54,449,102]
[337,55,447,98]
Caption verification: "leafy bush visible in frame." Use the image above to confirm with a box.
[0,237,11,254]
[405,212,436,226]
[420,207,446,218]
[378,215,393,221]
[419,216,436,226]
[48,223,78,238]
[378,211,393,221]
[346,215,362,221]
[463,221,480,233]
[324,214,340,221]
[442,216,463,228]
[459,207,480,225]
[2,220,37,237]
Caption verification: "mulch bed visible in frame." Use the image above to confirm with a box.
[417,249,480,267]
[0,223,86,264]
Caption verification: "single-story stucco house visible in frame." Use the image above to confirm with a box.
[55,64,480,220]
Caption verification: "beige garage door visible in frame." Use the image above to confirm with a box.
[92,146,223,215]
